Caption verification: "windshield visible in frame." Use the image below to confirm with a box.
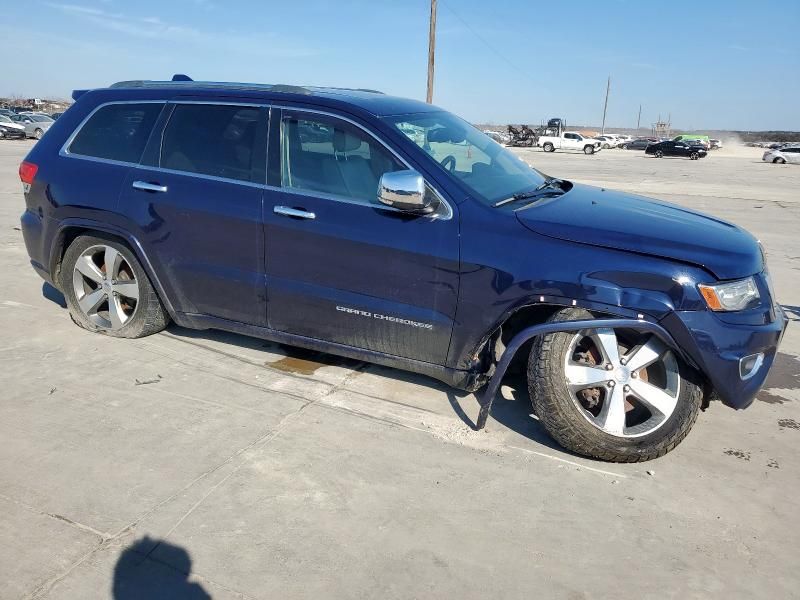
[31,115,53,122]
[0,116,11,123]
[384,111,546,205]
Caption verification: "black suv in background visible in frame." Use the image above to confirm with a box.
[646,140,708,160]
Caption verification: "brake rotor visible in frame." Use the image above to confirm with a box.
[573,338,643,413]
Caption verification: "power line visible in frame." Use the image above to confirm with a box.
[439,1,540,87]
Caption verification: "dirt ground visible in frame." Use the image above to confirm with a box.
[1,139,798,599]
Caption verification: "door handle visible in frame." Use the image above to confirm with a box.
[132,181,168,193]
[274,206,315,220]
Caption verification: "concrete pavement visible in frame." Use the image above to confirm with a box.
[1,139,799,599]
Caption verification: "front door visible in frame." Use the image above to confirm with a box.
[119,101,268,325]
[263,108,459,365]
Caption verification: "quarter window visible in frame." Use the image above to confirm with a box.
[161,104,260,183]
[68,103,162,163]
[281,114,403,203]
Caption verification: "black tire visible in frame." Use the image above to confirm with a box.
[542,142,554,152]
[654,150,663,158]
[773,157,785,164]
[61,234,169,338]
[34,128,44,140]
[690,152,699,160]
[620,144,628,150]
[584,145,595,155]
[602,143,610,149]
[528,308,702,462]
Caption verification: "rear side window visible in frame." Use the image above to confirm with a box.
[68,103,162,163]
[160,104,260,183]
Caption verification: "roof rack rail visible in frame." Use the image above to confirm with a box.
[315,86,385,95]
[108,80,314,95]
[107,79,385,96]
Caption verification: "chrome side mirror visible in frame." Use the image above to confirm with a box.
[378,169,432,213]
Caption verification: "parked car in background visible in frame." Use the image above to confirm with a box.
[0,108,16,117]
[0,115,27,139]
[595,136,619,149]
[762,146,800,164]
[646,140,708,159]
[673,134,709,146]
[709,139,722,150]
[538,131,602,154]
[621,138,653,150]
[11,113,54,139]
[0,114,27,131]
[482,129,510,144]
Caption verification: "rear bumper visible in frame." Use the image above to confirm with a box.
[20,209,54,286]
[661,307,789,409]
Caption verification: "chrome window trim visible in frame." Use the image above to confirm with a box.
[273,104,453,221]
[128,164,266,189]
[59,100,167,165]
[58,100,453,220]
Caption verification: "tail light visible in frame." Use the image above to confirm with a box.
[19,161,38,185]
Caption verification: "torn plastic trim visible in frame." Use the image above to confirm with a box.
[475,317,681,430]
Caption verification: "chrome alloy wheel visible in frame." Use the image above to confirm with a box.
[71,245,140,330]
[563,328,680,438]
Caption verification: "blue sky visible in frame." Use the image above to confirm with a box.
[3,0,798,130]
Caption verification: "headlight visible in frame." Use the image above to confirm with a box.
[698,277,760,311]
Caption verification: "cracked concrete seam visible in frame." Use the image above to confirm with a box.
[23,361,368,600]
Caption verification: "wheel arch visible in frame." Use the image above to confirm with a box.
[49,220,177,318]
[464,294,702,379]
[464,300,633,377]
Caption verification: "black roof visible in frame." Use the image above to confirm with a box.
[103,78,439,116]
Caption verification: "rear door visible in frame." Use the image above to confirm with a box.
[673,142,690,156]
[118,101,268,325]
[262,107,459,364]
[784,148,800,164]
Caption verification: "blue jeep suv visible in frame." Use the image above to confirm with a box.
[19,77,787,462]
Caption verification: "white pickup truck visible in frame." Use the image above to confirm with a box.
[537,132,603,155]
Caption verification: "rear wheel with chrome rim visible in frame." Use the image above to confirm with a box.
[62,234,168,338]
[528,308,701,462]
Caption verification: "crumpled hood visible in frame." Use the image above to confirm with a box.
[515,183,762,279]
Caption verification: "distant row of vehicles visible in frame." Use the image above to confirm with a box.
[0,108,61,140]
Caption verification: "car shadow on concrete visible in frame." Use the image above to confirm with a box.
[781,305,800,322]
[42,282,66,308]
[39,291,570,456]
[162,323,567,452]
[112,536,210,599]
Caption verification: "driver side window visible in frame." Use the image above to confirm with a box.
[280,113,403,205]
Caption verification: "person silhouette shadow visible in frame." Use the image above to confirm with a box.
[112,536,211,599]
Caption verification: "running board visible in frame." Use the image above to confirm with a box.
[475,318,681,430]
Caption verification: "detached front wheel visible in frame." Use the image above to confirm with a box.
[528,308,701,462]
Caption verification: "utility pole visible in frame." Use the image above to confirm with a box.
[637,104,642,130]
[426,0,437,104]
[601,75,611,134]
